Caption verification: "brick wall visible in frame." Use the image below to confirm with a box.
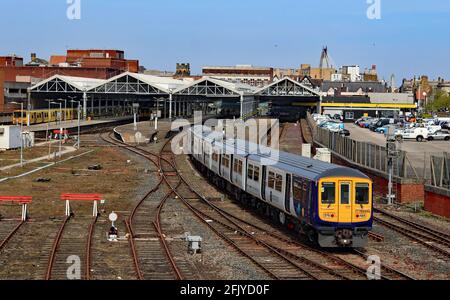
[425,188,450,218]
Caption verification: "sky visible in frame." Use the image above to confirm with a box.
[1,0,450,83]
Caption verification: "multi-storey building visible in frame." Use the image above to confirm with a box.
[202,65,273,87]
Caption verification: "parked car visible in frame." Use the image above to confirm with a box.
[427,130,450,141]
[369,118,391,131]
[426,125,442,134]
[339,129,350,137]
[440,122,450,130]
[375,126,388,134]
[361,118,378,128]
[355,116,370,126]
[396,127,429,142]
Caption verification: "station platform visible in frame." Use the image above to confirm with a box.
[24,116,134,137]
[279,122,303,155]
[115,120,173,143]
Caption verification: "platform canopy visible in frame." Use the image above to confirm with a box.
[29,75,106,93]
[88,72,185,95]
[254,77,320,97]
[173,77,256,97]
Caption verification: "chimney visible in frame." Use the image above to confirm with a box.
[31,53,36,62]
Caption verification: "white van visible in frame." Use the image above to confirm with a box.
[396,127,429,142]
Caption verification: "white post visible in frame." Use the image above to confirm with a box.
[22,204,27,221]
[93,201,98,217]
[83,92,87,120]
[20,102,24,167]
[77,104,81,149]
[240,94,244,119]
[169,94,173,119]
[65,200,70,216]
[155,117,158,131]
[59,103,62,158]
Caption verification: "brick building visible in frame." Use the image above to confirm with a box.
[0,49,139,112]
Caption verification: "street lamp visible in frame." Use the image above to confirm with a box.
[49,101,62,158]
[58,98,67,123]
[70,99,81,149]
[10,101,24,167]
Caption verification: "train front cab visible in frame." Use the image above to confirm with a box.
[316,177,372,248]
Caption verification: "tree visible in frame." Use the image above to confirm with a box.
[427,91,450,112]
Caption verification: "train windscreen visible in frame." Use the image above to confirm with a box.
[355,183,370,205]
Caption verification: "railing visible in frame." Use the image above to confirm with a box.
[430,152,450,190]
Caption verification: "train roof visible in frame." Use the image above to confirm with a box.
[190,126,369,182]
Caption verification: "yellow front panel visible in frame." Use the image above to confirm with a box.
[319,177,373,224]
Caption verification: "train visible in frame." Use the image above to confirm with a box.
[13,109,77,125]
[188,125,373,248]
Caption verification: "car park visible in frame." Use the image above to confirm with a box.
[427,130,450,141]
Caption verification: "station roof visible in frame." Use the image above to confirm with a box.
[29,75,107,92]
[29,72,315,98]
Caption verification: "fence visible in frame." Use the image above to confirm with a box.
[430,152,450,189]
[306,113,420,181]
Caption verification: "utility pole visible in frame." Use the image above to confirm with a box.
[11,102,24,167]
[386,126,399,204]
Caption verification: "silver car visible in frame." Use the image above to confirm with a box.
[427,130,450,141]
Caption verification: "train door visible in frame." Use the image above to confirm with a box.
[338,181,352,223]
[284,174,291,212]
[261,166,267,200]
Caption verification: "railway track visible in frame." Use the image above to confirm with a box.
[0,220,25,252]
[45,215,97,280]
[190,197,413,280]
[100,132,186,280]
[373,211,450,259]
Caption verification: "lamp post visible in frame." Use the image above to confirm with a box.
[58,98,67,123]
[49,101,62,158]
[70,100,81,149]
[11,102,24,167]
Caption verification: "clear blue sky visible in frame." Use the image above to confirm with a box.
[1,0,450,82]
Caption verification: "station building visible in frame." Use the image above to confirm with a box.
[320,93,416,121]
[202,65,273,88]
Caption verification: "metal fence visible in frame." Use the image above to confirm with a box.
[430,152,450,189]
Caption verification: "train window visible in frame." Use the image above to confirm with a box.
[355,183,370,205]
[340,183,350,205]
[212,152,219,162]
[248,164,254,179]
[222,154,230,167]
[293,178,302,200]
[268,171,275,188]
[254,166,260,181]
[321,182,336,204]
[233,159,242,174]
[275,174,283,192]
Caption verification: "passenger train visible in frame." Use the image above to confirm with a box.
[188,126,373,248]
[13,109,76,125]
